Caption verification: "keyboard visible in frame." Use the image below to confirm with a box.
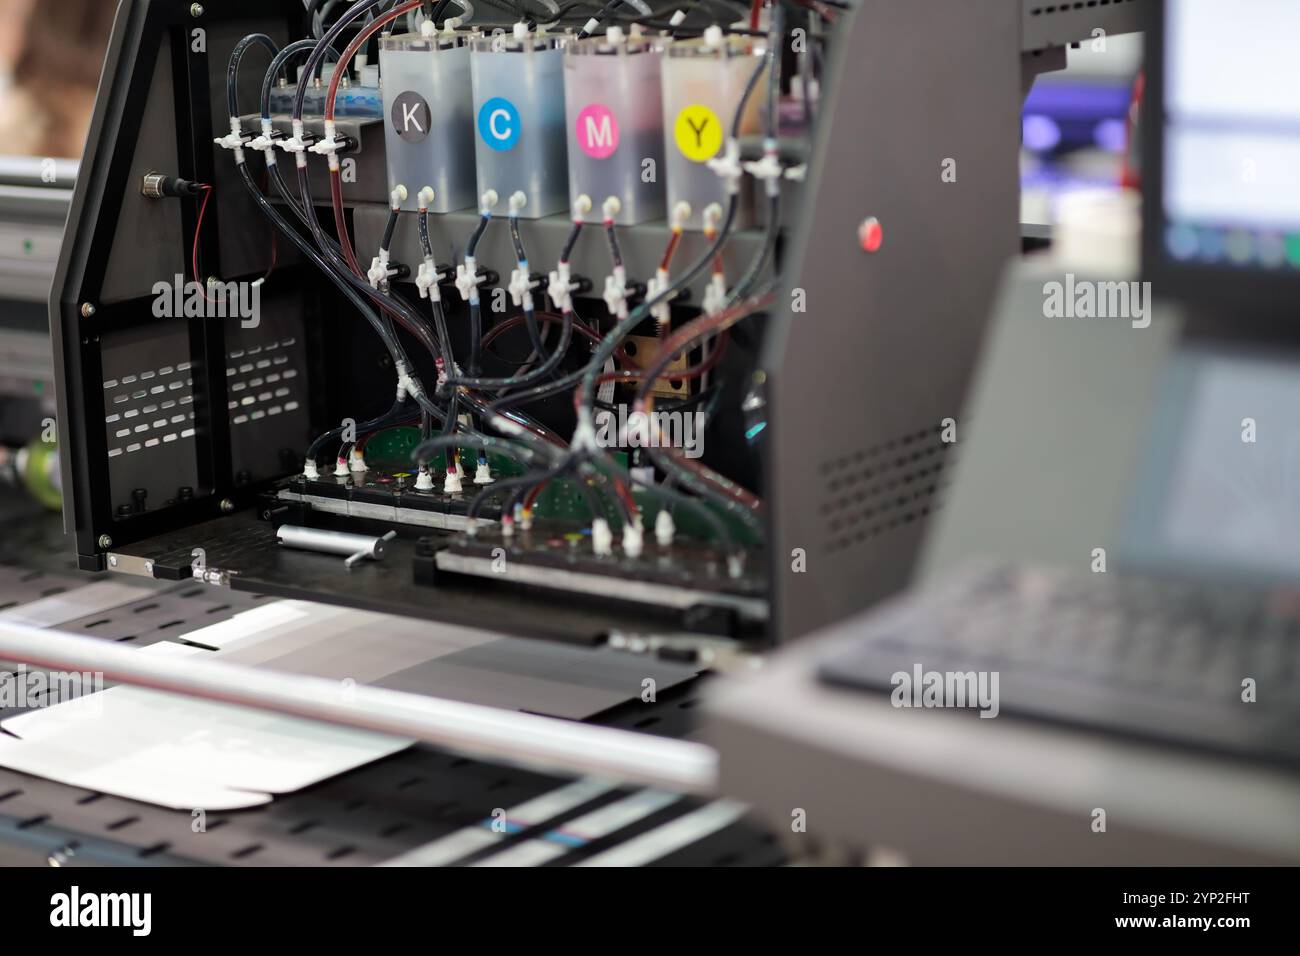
[817,564,1300,769]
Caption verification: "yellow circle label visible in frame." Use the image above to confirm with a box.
[674,104,723,163]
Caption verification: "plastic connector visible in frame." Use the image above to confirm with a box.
[508,264,533,308]
[247,118,278,162]
[591,518,614,557]
[443,470,464,494]
[349,449,367,473]
[744,140,784,198]
[333,456,350,478]
[213,117,250,163]
[622,520,644,558]
[603,266,629,319]
[368,250,393,290]
[308,120,347,171]
[303,460,320,481]
[707,138,744,195]
[703,25,724,48]
[454,256,482,303]
[473,460,494,485]
[647,268,671,327]
[416,257,441,300]
[548,261,578,314]
[480,189,499,216]
[415,467,435,491]
[655,508,676,547]
[703,273,728,317]
[279,120,311,168]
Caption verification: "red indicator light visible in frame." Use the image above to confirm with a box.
[858,217,883,253]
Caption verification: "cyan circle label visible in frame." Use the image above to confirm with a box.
[478,97,520,151]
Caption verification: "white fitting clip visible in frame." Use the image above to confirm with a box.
[655,508,676,547]
[279,120,311,168]
[454,255,482,303]
[368,249,393,290]
[744,140,783,197]
[213,117,249,163]
[622,519,644,558]
[707,138,744,195]
[603,266,629,319]
[548,261,578,314]
[308,120,347,170]
[703,272,728,317]
[248,118,278,163]
[591,517,614,557]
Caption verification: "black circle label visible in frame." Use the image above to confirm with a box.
[392,91,431,143]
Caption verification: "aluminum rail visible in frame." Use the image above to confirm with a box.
[0,620,719,795]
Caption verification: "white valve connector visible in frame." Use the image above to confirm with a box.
[214,117,249,163]
[349,448,367,473]
[415,467,435,491]
[444,469,464,494]
[508,190,527,215]
[390,185,408,210]
[605,25,625,44]
[418,186,435,208]
[520,508,534,531]
[473,460,494,485]
[602,195,622,222]
[655,508,676,547]
[501,513,515,538]
[248,118,278,163]
[480,189,499,215]
[308,120,347,171]
[670,200,692,231]
[444,16,463,34]
[603,267,629,319]
[703,25,725,49]
[333,456,350,478]
[591,518,614,557]
[707,138,744,195]
[513,20,529,40]
[648,268,671,326]
[303,460,320,481]
[547,261,577,313]
[785,163,808,182]
[368,250,392,290]
[703,272,728,317]
[508,264,532,308]
[574,194,593,220]
[421,17,437,37]
[622,520,644,559]
[702,202,724,233]
[279,119,311,168]
[744,141,783,197]
[454,255,482,303]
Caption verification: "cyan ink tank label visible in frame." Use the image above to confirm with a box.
[479,97,521,151]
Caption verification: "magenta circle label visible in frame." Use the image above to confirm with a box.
[575,104,619,159]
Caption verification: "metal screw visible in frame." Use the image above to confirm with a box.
[98,535,112,549]
[80,302,96,317]
[190,3,204,16]
[220,499,235,513]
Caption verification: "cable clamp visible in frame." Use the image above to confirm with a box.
[707,138,744,195]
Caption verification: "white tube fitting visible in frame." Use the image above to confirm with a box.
[444,470,464,494]
[622,520,644,559]
[602,195,622,221]
[591,518,614,557]
[655,509,675,547]
[474,460,494,485]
